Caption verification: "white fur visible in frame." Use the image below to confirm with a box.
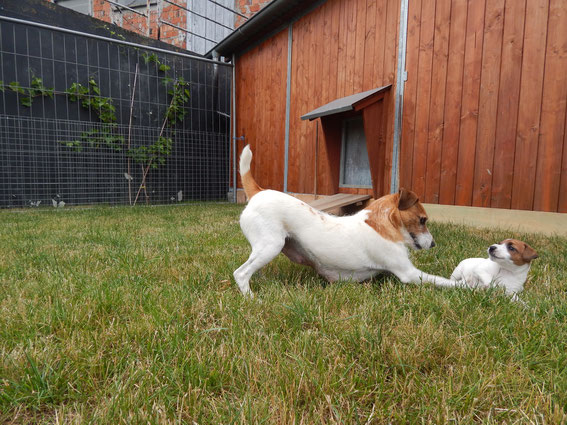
[450,243,532,298]
[233,189,455,297]
[239,145,252,176]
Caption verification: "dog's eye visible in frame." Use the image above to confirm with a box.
[508,244,516,252]
[419,217,427,225]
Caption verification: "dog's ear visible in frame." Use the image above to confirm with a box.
[398,188,419,211]
[522,243,539,262]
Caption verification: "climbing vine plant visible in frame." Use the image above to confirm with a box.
[1,76,54,107]
[60,78,124,152]
[127,77,190,170]
[1,53,190,205]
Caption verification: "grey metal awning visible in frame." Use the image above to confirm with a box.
[301,85,391,121]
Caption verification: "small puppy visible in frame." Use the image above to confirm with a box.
[450,239,538,299]
[234,145,455,296]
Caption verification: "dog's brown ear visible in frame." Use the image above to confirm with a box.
[398,188,419,211]
[522,243,539,262]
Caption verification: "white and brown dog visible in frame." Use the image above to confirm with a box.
[450,239,538,300]
[233,145,455,296]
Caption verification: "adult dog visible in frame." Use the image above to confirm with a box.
[233,145,454,296]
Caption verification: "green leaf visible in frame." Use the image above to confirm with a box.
[21,97,32,107]
[57,140,83,152]
[8,81,25,95]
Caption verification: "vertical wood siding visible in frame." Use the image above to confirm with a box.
[234,29,288,191]
[401,0,567,212]
[236,0,400,196]
[288,0,400,195]
[235,0,567,212]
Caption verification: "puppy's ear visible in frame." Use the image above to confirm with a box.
[522,243,539,262]
[398,188,419,211]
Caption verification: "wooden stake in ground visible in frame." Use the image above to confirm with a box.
[133,92,175,206]
[127,63,139,205]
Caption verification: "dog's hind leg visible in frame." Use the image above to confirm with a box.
[233,235,285,297]
[450,263,464,281]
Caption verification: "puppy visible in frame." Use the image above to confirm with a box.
[233,145,455,296]
[450,239,538,299]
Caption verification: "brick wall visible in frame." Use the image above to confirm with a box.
[48,0,270,49]
[156,1,187,47]
[235,0,271,27]
[91,0,187,47]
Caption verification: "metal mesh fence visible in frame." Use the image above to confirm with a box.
[0,17,232,208]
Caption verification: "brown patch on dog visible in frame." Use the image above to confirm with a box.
[502,239,539,266]
[307,206,326,222]
[364,193,403,242]
[398,188,419,211]
[399,197,429,237]
[364,188,429,243]
[241,170,263,200]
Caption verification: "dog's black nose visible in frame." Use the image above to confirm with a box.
[489,245,496,253]
[430,240,436,248]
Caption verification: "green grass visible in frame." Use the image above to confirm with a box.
[0,203,566,424]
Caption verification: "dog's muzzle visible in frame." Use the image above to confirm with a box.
[410,232,435,250]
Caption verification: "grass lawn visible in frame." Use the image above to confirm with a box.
[1,202,566,424]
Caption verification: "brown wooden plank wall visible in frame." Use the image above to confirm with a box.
[400,0,567,212]
[235,0,400,196]
[234,29,288,191]
[288,0,400,195]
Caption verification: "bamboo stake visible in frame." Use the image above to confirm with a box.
[133,91,175,205]
[127,63,139,205]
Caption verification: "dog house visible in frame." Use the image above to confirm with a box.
[301,86,391,198]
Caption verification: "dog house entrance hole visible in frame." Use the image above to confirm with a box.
[340,116,372,188]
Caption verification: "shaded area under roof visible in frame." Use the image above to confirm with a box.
[206,0,324,58]
[301,86,391,121]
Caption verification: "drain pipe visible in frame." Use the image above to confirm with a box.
[391,0,409,193]
[283,23,293,193]
[232,53,238,203]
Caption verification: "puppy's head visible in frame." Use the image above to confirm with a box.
[396,188,435,250]
[488,239,538,269]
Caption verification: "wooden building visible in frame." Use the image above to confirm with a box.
[209,0,567,213]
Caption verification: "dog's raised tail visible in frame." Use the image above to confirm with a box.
[239,145,262,200]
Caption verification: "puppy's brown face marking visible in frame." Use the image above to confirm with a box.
[502,239,539,266]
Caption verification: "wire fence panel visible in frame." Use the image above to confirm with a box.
[0,18,232,208]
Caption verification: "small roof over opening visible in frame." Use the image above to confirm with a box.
[301,85,392,121]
